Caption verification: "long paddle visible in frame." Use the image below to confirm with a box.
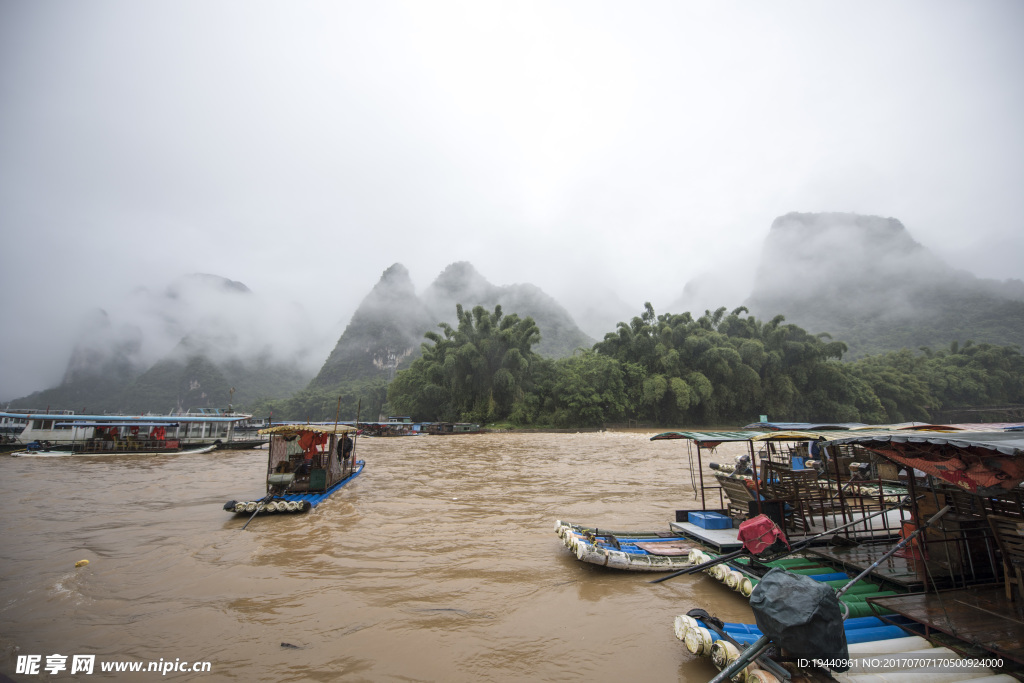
[240,493,274,531]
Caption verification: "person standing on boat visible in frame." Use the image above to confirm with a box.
[338,433,353,471]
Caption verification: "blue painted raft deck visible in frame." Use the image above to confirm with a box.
[702,616,913,646]
[280,460,364,507]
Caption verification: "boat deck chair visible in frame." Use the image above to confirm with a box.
[988,514,1024,606]
[761,461,821,533]
[715,473,758,519]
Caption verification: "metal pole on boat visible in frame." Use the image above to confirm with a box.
[332,396,344,475]
[834,505,950,602]
[707,633,773,683]
[697,442,706,511]
[240,494,273,531]
[748,440,762,516]
[353,399,361,474]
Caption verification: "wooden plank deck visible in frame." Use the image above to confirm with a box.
[868,585,1024,665]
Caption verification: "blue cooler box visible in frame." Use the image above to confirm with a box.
[689,511,732,530]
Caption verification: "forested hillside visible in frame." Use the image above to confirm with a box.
[387,303,1024,427]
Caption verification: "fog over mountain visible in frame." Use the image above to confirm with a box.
[740,212,1024,357]
[10,274,324,412]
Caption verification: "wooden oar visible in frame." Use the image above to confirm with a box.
[240,493,274,531]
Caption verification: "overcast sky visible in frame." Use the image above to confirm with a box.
[2,1,1023,401]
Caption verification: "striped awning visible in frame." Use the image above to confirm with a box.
[258,424,357,435]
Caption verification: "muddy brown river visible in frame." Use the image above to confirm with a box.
[0,431,757,681]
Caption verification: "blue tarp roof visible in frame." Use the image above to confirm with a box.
[1,411,246,423]
[56,422,179,428]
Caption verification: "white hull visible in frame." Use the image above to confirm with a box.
[555,520,696,572]
[12,444,218,457]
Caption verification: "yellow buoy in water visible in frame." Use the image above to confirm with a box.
[75,559,89,568]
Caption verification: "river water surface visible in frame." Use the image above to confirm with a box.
[1,431,756,682]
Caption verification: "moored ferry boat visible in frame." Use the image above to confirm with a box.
[224,423,364,517]
[2,409,255,455]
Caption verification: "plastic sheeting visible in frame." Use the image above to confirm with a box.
[749,567,850,671]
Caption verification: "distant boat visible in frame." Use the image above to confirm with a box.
[422,422,481,435]
[1,410,257,456]
[224,424,364,516]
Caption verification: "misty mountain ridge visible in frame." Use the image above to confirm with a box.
[309,261,596,391]
[742,212,1024,357]
[422,262,595,357]
[309,264,437,389]
[14,274,318,413]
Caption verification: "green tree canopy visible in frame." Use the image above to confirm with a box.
[388,304,541,423]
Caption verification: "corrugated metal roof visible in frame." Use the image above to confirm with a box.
[821,430,1024,457]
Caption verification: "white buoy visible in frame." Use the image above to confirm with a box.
[673,614,698,641]
[710,639,741,671]
[684,626,713,656]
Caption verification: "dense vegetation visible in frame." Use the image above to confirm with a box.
[381,303,1024,428]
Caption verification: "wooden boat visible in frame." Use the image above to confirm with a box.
[224,424,364,516]
[1,410,256,456]
[358,417,425,437]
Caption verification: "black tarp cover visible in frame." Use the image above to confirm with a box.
[749,567,850,672]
